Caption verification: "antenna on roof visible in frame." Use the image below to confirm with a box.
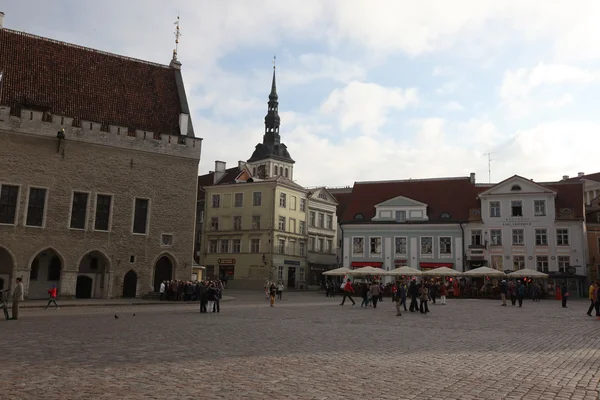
[484,152,494,183]
[172,15,181,61]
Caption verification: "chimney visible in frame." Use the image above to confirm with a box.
[578,172,585,178]
[213,161,226,184]
[0,12,5,29]
[469,172,476,184]
[562,175,569,181]
[238,160,245,169]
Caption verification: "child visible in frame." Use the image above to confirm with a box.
[45,284,59,310]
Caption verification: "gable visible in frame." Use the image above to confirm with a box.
[235,168,252,182]
[375,195,427,208]
[478,175,556,197]
[311,188,338,204]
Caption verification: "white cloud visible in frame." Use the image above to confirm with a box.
[442,101,465,112]
[436,80,462,95]
[547,93,574,108]
[320,81,418,134]
[282,54,366,85]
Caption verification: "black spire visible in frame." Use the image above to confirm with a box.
[263,57,280,147]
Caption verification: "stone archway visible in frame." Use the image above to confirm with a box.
[153,255,174,292]
[122,270,138,298]
[29,248,63,299]
[0,247,15,291]
[77,251,110,299]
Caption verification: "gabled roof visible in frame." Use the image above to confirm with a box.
[568,173,600,183]
[0,28,193,136]
[477,175,556,197]
[541,181,585,219]
[375,195,427,208]
[197,167,241,199]
[308,187,339,205]
[342,177,479,223]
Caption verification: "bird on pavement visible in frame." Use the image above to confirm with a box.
[114,314,119,319]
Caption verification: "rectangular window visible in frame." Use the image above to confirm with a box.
[489,201,501,217]
[536,256,549,272]
[326,214,333,229]
[209,239,218,253]
[289,218,296,233]
[212,194,220,208]
[289,241,296,255]
[211,217,219,231]
[250,239,260,253]
[394,237,407,255]
[299,241,306,255]
[70,192,89,230]
[278,216,286,231]
[511,200,523,217]
[420,237,433,255]
[513,255,525,270]
[512,229,524,245]
[556,228,569,245]
[253,192,262,206]
[395,211,406,222]
[132,198,149,234]
[196,208,204,223]
[233,216,242,231]
[471,230,482,245]
[299,267,305,281]
[252,215,261,230]
[309,236,316,251]
[535,228,548,246]
[300,198,306,212]
[278,266,284,280]
[0,184,19,225]
[370,237,382,255]
[26,188,47,227]
[234,193,243,208]
[318,213,324,228]
[534,200,546,216]
[439,237,452,255]
[352,237,364,255]
[319,238,325,252]
[278,239,285,254]
[279,193,287,208]
[220,239,229,253]
[558,256,570,272]
[491,255,503,271]
[290,196,297,210]
[299,221,306,234]
[327,239,333,253]
[232,239,241,253]
[94,194,111,231]
[309,211,316,226]
[490,229,502,246]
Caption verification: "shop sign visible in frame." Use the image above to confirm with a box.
[218,258,235,265]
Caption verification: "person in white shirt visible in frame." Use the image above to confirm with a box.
[159,281,166,301]
[277,282,284,300]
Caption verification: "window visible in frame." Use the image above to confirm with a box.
[279,193,287,208]
[223,193,231,208]
[491,255,503,271]
[273,166,278,175]
[94,194,112,231]
[253,192,262,206]
[513,255,525,270]
[289,218,296,233]
[232,239,241,253]
[395,211,406,222]
[278,266,284,280]
[212,194,220,208]
[352,237,364,255]
[394,237,407,255]
[512,229,524,245]
[439,237,452,255]
[211,217,219,231]
[327,239,333,253]
[300,198,306,212]
[234,193,243,208]
[220,239,229,253]
[250,239,260,253]
[70,192,89,230]
[233,216,242,231]
[535,228,548,246]
[326,215,333,229]
[558,256,570,272]
[319,238,325,252]
[511,185,521,191]
[511,200,523,217]
[47,256,61,281]
[309,236,316,251]
[299,241,306,255]
[132,198,149,234]
[420,237,433,255]
[278,239,285,254]
[309,211,316,227]
[252,216,261,229]
[370,237,382,255]
[26,188,47,227]
[278,216,286,231]
[556,228,569,245]
[196,208,204,223]
[285,168,289,178]
[536,256,549,272]
[209,240,218,253]
[318,213,324,228]
[299,267,305,281]
[299,221,306,234]
[290,196,297,210]
[289,241,296,254]
[490,229,502,246]
[489,201,500,217]
[534,200,546,216]
[0,184,19,225]
[318,192,327,200]
[471,230,482,246]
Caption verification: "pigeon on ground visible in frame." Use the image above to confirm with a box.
[114,314,119,319]
[132,313,135,316]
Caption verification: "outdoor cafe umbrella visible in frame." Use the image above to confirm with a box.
[507,268,549,279]
[388,266,423,276]
[322,267,350,276]
[421,266,463,277]
[347,266,390,276]
[463,266,506,278]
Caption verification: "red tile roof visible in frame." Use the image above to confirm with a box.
[342,177,480,223]
[543,181,585,219]
[568,173,600,183]
[197,167,241,200]
[0,29,183,135]
[330,190,352,219]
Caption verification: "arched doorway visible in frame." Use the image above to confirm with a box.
[29,248,62,299]
[122,270,137,298]
[153,255,173,292]
[77,251,110,299]
[0,247,15,291]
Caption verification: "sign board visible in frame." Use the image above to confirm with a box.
[218,258,235,265]
[284,260,301,266]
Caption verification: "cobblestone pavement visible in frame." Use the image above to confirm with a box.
[1,292,599,400]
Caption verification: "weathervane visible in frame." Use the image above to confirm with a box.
[173,15,181,61]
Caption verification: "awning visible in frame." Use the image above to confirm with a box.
[419,262,454,269]
[351,262,383,268]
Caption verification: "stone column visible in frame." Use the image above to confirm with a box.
[105,271,113,299]
[14,269,30,298]
[60,271,78,299]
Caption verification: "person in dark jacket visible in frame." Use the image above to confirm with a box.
[199,282,208,313]
[561,281,569,308]
[207,283,217,313]
[408,280,419,312]
[360,283,369,307]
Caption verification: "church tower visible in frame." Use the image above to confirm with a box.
[247,60,295,180]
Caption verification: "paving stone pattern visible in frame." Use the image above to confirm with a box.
[1,292,599,400]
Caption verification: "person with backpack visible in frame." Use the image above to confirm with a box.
[517,280,526,307]
[339,279,355,306]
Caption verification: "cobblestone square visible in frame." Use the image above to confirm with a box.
[1,292,599,399]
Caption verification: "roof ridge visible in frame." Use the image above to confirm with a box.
[355,176,471,185]
[3,28,171,69]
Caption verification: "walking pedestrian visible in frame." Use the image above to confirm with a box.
[11,277,23,320]
[360,283,369,307]
[517,280,525,307]
[561,281,569,308]
[269,282,277,307]
[499,280,508,306]
[419,284,430,314]
[439,282,447,305]
[370,281,380,309]
[394,281,403,316]
[45,284,59,310]
[277,281,284,300]
[587,281,599,316]
[408,280,419,312]
[339,279,356,306]
[509,281,517,306]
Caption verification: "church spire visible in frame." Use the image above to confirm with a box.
[269,55,278,100]
[263,55,280,147]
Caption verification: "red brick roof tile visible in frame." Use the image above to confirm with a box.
[543,181,585,219]
[330,190,352,219]
[0,29,182,135]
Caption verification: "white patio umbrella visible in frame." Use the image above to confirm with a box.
[507,268,549,279]
[347,266,389,276]
[388,266,423,276]
[421,266,463,277]
[322,267,350,276]
[463,266,506,278]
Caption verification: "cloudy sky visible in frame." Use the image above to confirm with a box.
[3,1,599,186]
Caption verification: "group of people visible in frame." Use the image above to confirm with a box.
[264,281,284,306]
[159,279,225,313]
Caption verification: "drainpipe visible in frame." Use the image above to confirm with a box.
[459,222,466,273]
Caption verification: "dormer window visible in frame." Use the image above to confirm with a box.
[354,213,364,220]
[318,193,327,200]
[440,212,451,219]
[395,211,406,222]
[511,185,522,191]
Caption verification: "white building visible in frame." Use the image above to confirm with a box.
[306,188,338,287]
